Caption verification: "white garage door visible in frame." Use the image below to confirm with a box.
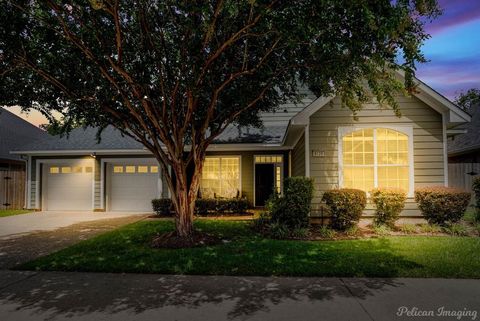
[44,164,93,211]
[108,163,160,212]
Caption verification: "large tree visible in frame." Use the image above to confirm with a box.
[1,0,439,239]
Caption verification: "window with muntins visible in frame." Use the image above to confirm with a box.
[341,128,411,194]
[201,157,240,198]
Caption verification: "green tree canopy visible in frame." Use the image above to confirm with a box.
[0,0,440,239]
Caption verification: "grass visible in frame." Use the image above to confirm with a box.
[0,209,32,218]
[18,220,480,278]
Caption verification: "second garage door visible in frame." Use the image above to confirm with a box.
[108,163,161,212]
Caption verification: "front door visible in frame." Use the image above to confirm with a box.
[255,163,275,207]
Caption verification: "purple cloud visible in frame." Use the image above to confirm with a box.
[426,0,480,35]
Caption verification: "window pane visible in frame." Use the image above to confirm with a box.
[138,166,148,173]
[378,166,409,191]
[50,167,59,174]
[72,166,83,173]
[125,166,136,173]
[61,167,71,174]
[201,157,240,198]
[377,129,408,165]
[343,129,374,166]
[113,166,123,173]
[150,166,158,173]
[343,167,374,191]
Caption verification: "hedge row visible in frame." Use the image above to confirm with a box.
[152,197,251,216]
[321,186,471,229]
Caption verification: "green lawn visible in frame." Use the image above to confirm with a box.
[18,220,480,278]
[0,209,32,218]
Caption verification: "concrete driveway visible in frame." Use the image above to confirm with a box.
[0,211,148,239]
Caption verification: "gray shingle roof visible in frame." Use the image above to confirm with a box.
[0,108,49,160]
[448,106,480,155]
[14,92,316,152]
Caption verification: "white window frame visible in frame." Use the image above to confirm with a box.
[338,125,414,197]
[201,156,242,198]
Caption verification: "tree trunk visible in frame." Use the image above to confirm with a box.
[168,156,204,239]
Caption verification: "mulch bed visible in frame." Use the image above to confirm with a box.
[151,231,223,249]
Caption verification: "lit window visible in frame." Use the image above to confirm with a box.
[138,166,148,173]
[150,166,159,173]
[85,167,93,173]
[113,166,123,173]
[72,166,83,173]
[201,157,240,198]
[342,128,410,193]
[50,167,59,174]
[125,166,136,173]
[61,166,72,174]
[254,155,283,164]
[276,166,281,194]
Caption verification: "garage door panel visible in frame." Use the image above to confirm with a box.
[108,164,160,212]
[45,164,93,211]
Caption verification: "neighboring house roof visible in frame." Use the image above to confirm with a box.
[0,108,48,161]
[448,105,480,156]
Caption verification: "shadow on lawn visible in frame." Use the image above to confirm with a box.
[0,272,404,320]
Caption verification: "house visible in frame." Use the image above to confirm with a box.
[448,105,480,163]
[447,104,479,193]
[11,76,471,216]
[0,108,49,209]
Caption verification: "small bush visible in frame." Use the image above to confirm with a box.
[372,224,392,236]
[370,188,407,228]
[152,198,172,216]
[317,226,337,239]
[345,225,360,237]
[472,177,480,223]
[322,189,367,230]
[442,223,468,236]
[252,211,271,232]
[399,224,417,234]
[194,198,251,215]
[414,187,471,225]
[291,227,309,239]
[419,223,442,234]
[268,222,291,239]
[270,177,314,229]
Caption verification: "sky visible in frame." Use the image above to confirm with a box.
[8,0,480,127]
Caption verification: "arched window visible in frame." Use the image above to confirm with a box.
[340,127,412,194]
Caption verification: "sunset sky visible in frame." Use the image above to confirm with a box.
[8,0,480,127]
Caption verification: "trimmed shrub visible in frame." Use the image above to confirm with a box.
[194,198,251,215]
[268,222,291,239]
[442,223,468,236]
[414,186,471,225]
[152,198,172,216]
[473,177,480,222]
[322,189,367,230]
[370,188,407,228]
[270,177,314,229]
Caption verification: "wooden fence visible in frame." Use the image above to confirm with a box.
[0,164,26,210]
[448,163,480,200]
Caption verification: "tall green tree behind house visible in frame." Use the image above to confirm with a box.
[0,0,440,240]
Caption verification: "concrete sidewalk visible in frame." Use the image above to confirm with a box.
[0,271,478,321]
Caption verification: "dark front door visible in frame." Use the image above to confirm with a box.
[255,163,275,207]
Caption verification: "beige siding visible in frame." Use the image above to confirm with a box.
[309,96,445,217]
[291,133,305,177]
